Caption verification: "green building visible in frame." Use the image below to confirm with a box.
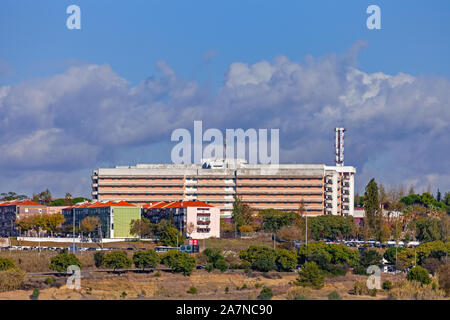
[62,201,140,238]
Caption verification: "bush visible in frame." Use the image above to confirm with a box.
[202,248,228,272]
[296,262,325,289]
[407,266,431,285]
[187,286,198,294]
[253,256,276,272]
[215,258,228,272]
[93,251,105,268]
[132,250,159,270]
[352,281,369,295]
[388,280,446,300]
[275,249,297,271]
[161,251,196,276]
[49,251,82,273]
[30,288,40,300]
[44,277,54,285]
[0,269,26,292]
[382,280,393,291]
[286,287,313,300]
[327,290,342,300]
[154,271,161,277]
[437,264,450,296]
[257,286,273,300]
[104,251,132,271]
[421,257,443,275]
[0,257,16,271]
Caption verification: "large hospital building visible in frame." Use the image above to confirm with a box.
[92,158,355,218]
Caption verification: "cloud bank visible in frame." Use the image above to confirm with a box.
[0,44,449,197]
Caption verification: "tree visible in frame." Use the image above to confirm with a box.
[239,246,277,272]
[296,261,325,289]
[80,216,100,237]
[156,222,185,247]
[45,213,65,236]
[260,209,299,232]
[363,178,381,235]
[359,249,382,269]
[308,215,355,240]
[130,218,153,240]
[383,246,406,264]
[132,250,159,271]
[203,248,227,272]
[160,250,196,276]
[49,251,81,272]
[0,192,27,201]
[37,189,52,205]
[220,219,234,233]
[94,251,105,268]
[232,196,254,229]
[275,249,297,271]
[63,193,73,206]
[15,215,35,236]
[407,266,431,285]
[436,189,441,202]
[104,251,132,272]
[408,217,442,242]
[277,225,304,242]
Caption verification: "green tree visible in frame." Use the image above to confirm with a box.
[156,221,185,247]
[94,251,105,268]
[63,193,73,206]
[45,213,65,236]
[104,251,132,272]
[296,261,326,289]
[232,195,254,229]
[132,250,159,271]
[0,192,27,201]
[49,251,82,272]
[407,266,431,285]
[363,178,381,235]
[239,246,277,272]
[275,249,297,271]
[260,209,299,232]
[0,257,17,270]
[160,250,196,276]
[408,217,442,242]
[383,246,406,264]
[359,249,382,269]
[203,248,227,272]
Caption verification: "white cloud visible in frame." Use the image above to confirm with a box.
[0,44,449,197]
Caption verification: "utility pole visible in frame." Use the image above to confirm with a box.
[273,233,275,250]
[414,247,417,267]
[305,207,308,248]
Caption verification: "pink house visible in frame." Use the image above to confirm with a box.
[142,201,220,239]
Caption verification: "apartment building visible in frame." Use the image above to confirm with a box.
[92,159,355,218]
[62,200,140,238]
[142,200,220,239]
[0,200,46,237]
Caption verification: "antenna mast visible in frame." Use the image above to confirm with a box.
[335,127,346,166]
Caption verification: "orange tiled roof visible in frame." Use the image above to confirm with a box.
[144,200,214,209]
[0,200,43,207]
[65,200,136,209]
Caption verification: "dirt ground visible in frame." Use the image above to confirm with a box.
[0,270,405,300]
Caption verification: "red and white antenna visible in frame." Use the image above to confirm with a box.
[335,127,346,166]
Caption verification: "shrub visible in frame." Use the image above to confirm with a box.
[187,286,198,294]
[93,251,105,268]
[215,258,228,272]
[121,291,127,298]
[254,283,262,288]
[388,280,446,300]
[161,250,196,276]
[296,262,325,289]
[44,277,54,285]
[437,264,450,296]
[0,257,16,271]
[49,251,82,273]
[154,271,161,277]
[286,286,313,300]
[225,286,229,293]
[0,269,26,292]
[275,249,297,271]
[104,251,132,272]
[132,250,159,270]
[407,266,431,285]
[421,257,443,275]
[30,288,40,300]
[382,280,393,291]
[253,256,276,272]
[352,281,369,295]
[328,290,342,300]
[369,288,377,297]
[257,287,273,300]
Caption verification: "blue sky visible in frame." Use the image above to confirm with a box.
[1,0,450,86]
[0,1,449,197]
